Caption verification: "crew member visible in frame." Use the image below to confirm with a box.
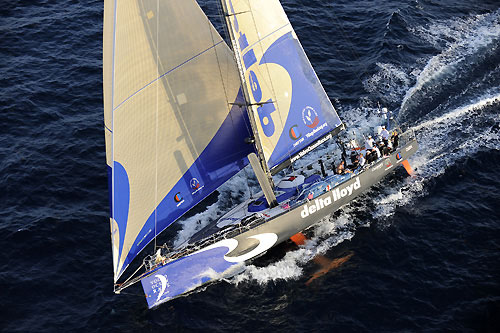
[391,131,399,150]
[358,153,366,167]
[350,151,358,165]
[336,160,352,174]
[380,141,390,156]
[380,126,390,146]
[373,143,381,159]
[365,135,375,150]
[366,150,375,164]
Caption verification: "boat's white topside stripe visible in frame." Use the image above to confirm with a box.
[190,233,278,263]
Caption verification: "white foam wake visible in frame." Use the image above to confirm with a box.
[400,10,500,114]
[372,91,500,221]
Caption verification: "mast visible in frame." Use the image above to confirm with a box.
[219,0,277,200]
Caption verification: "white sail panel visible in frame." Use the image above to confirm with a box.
[103,0,253,281]
[222,0,343,173]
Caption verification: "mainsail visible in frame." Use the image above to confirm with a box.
[221,0,344,174]
[103,0,254,281]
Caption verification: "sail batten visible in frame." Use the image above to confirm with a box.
[104,0,255,281]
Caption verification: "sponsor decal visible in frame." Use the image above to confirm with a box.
[190,178,204,195]
[396,152,402,161]
[289,125,302,140]
[292,136,305,148]
[174,192,184,206]
[190,178,200,190]
[405,145,413,152]
[301,178,361,218]
[305,122,327,139]
[291,133,332,163]
[302,106,320,128]
[385,160,393,170]
[151,274,170,304]
[371,162,383,171]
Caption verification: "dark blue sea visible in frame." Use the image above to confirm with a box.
[1,0,499,331]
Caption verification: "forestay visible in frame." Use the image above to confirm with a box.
[222,0,344,174]
[103,0,254,281]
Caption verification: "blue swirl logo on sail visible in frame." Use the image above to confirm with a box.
[226,0,341,168]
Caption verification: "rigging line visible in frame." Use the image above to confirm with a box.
[110,0,118,277]
[217,1,255,190]
[247,1,287,166]
[115,261,145,292]
[219,0,254,140]
[209,3,250,212]
[217,1,252,139]
[154,0,159,252]
[217,1,232,51]
[207,2,234,130]
[220,0,272,186]
[216,0,254,139]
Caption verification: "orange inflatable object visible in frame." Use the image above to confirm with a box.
[290,232,307,246]
[402,159,415,176]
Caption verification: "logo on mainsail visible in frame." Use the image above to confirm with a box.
[174,192,184,206]
[289,125,302,140]
[190,178,204,195]
[302,107,319,128]
[190,178,200,190]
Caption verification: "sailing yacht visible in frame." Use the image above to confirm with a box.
[103,0,418,308]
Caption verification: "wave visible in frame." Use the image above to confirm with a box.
[399,10,500,120]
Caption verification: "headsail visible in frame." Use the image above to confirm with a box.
[103,0,254,281]
[221,0,344,174]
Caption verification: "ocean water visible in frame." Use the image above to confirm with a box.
[1,0,499,331]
